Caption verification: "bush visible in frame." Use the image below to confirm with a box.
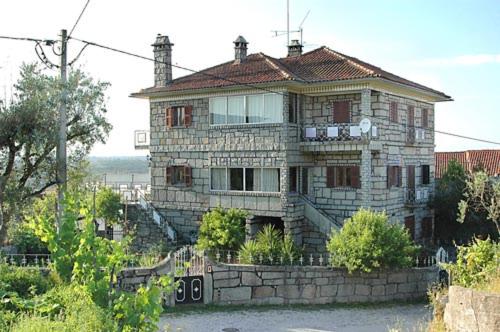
[11,285,113,332]
[239,225,302,264]
[326,208,419,273]
[0,264,50,298]
[7,221,48,255]
[444,237,499,288]
[196,207,247,251]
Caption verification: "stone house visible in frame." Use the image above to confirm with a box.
[131,35,451,253]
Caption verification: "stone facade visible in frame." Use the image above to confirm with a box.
[205,260,438,305]
[147,88,435,249]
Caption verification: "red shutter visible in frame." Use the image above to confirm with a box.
[404,216,415,240]
[351,166,360,188]
[184,105,193,127]
[387,166,392,188]
[398,166,403,187]
[326,166,335,188]
[422,108,428,128]
[333,101,350,123]
[407,106,414,126]
[165,107,173,128]
[184,165,192,186]
[165,166,172,185]
[390,102,398,122]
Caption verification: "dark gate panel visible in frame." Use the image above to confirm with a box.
[174,275,204,304]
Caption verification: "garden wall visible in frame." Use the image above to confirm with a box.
[117,255,173,292]
[204,260,438,305]
[444,286,500,332]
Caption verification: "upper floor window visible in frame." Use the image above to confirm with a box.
[166,165,192,186]
[332,100,351,123]
[422,108,429,128]
[288,93,298,124]
[407,105,415,127]
[326,166,360,188]
[387,165,402,188]
[390,101,398,123]
[209,93,283,125]
[289,167,298,192]
[422,165,430,185]
[210,167,280,192]
[166,106,192,128]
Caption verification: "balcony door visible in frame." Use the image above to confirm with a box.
[407,165,415,201]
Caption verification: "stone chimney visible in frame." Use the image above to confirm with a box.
[233,36,248,64]
[287,39,303,57]
[152,34,174,87]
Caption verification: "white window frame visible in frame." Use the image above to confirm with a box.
[209,167,280,193]
[209,93,283,125]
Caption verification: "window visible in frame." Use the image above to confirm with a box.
[387,166,402,188]
[166,106,192,128]
[288,93,298,123]
[332,101,350,123]
[289,167,298,192]
[422,165,430,185]
[209,93,283,125]
[421,217,433,239]
[166,165,192,186]
[326,166,360,188]
[407,105,415,126]
[422,108,429,128]
[404,216,415,240]
[210,167,280,192]
[390,101,398,123]
[301,167,309,195]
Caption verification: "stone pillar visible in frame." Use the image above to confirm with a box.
[360,89,372,208]
[283,217,303,246]
[245,215,259,242]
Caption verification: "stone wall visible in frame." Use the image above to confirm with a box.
[117,255,173,292]
[444,286,500,332]
[205,261,437,305]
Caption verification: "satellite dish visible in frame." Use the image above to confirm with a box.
[359,118,372,133]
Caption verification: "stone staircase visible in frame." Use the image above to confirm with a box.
[301,195,342,235]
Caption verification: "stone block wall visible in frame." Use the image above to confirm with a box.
[206,261,438,305]
[444,286,500,332]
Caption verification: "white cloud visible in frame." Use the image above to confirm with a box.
[414,54,500,66]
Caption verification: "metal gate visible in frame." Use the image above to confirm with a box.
[174,245,204,304]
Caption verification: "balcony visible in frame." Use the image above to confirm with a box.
[134,130,150,150]
[300,123,381,152]
[406,126,426,145]
[405,187,430,207]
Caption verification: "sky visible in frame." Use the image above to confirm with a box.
[1,0,499,156]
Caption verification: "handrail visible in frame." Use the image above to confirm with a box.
[135,189,177,242]
[300,195,342,232]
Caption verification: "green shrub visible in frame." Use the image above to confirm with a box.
[444,237,499,288]
[8,221,49,255]
[196,207,247,251]
[0,264,50,298]
[239,225,302,264]
[326,208,419,273]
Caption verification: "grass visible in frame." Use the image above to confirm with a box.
[474,273,500,294]
[163,298,428,317]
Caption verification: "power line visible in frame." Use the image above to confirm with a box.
[435,130,500,146]
[68,0,91,39]
[0,35,45,43]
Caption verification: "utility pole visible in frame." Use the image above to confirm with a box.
[56,29,68,234]
[287,0,290,47]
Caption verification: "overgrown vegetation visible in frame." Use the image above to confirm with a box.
[239,224,302,264]
[326,209,418,273]
[196,207,247,251]
[443,237,499,290]
[0,191,174,331]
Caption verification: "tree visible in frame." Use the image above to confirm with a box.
[196,207,247,251]
[458,171,500,237]
[95,186,122,225]
[0,64,111,242]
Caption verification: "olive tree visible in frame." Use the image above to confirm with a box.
[0,64,111,242]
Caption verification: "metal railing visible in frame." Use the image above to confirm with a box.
[406,126,426,145]
[136,189,176,242]
[302,123,378,142]
[0,254,51,267]
[405,187,430,205]
[207,249,446,268]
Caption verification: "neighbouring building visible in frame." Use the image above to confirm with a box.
[131,34,452,253]
[435,149,500,178]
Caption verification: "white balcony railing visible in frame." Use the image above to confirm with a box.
[405,187,430,205]
[302,123,378,142]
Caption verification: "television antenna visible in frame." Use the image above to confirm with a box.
[271,1,310,46]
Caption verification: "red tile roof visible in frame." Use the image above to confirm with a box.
[435,150,500,178]
[135,46,451,99]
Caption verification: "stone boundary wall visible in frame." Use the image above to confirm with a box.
[205,261,438,305]
[444,286,500,332]
[117,255,173,292]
